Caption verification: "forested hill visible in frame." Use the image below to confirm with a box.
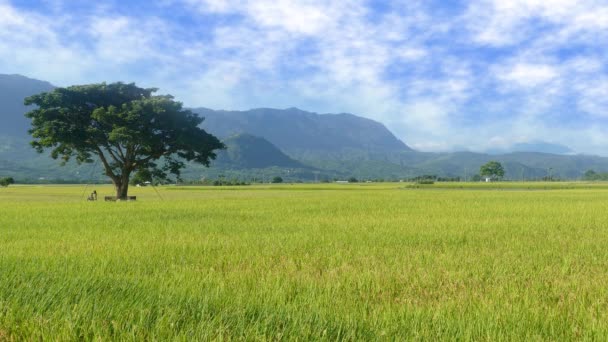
[3,73,608,181]
[214,134,308,169]
[193,107,412,157]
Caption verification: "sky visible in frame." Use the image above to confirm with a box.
[1,0,607,154]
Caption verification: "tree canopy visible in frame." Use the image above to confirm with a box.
[0,177,15,187]
[480,161,505,180]
[25,82,224,198]
[583,169,608,181]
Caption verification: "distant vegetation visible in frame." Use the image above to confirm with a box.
[480,161,505,180]
[0,177,14,187]
[583,170,608,181]
[412,175,462,183]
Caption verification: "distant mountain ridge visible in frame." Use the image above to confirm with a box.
[193,107,412,159]
[3,73,608,181]
[486,141,574,155]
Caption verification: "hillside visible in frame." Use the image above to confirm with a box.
[194,107,412,159]
[214,134,308,169]
[3,73,608,181]
[0,74,54,137]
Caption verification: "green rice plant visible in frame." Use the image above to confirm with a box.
[1,183,608,340]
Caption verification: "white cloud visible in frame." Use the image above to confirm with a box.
[169,0,608,154]
[576,78,608,117]
[401,100,448,129]
[0,3,92,82]
[1,0,608,154]
[498,63,559,88]
[187,0,235,13]
[464,0,607,46]
[182,0,348,35]
[247,0,334,35]
[90,17,153,63]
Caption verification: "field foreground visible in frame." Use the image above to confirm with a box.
[1,183,608,340]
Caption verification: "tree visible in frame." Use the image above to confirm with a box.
[271,176,283,183]
[584,169,598,181]
[480,161,505,180]
[130,168,153,186]
[0,177,15,187]
[25,83,224,199]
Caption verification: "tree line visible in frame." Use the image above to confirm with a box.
[583,170,608,181]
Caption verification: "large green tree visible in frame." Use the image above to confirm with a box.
[25,82,224,199]
[480,161,505,180]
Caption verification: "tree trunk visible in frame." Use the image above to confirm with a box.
[117,169,133,200]
[115,182,129,200]
[113,175,130,200]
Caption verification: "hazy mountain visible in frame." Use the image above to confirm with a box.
[194,107,412,159]
[513,142,573,154]
[0,74,54,137]
[405,152,548,179]
[498,152,608,179]
[399,151,608,179]
[2,73,608,182]
[486,141,574,155]
[214,134,308,169]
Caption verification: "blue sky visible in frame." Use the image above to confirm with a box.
[1,0,607,154]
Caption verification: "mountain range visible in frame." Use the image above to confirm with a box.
[1,73,608,182]
[486,141,574,155]
[194,107,411,158]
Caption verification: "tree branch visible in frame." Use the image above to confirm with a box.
[115,144,126,160]
[104,144,123,165]
[95,146,117,180]
[132,155,154,169]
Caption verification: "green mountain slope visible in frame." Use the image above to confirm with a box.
[194,107,412,158]
[214,134,308,169]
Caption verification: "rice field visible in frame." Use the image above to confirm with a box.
[1,183,608,340]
